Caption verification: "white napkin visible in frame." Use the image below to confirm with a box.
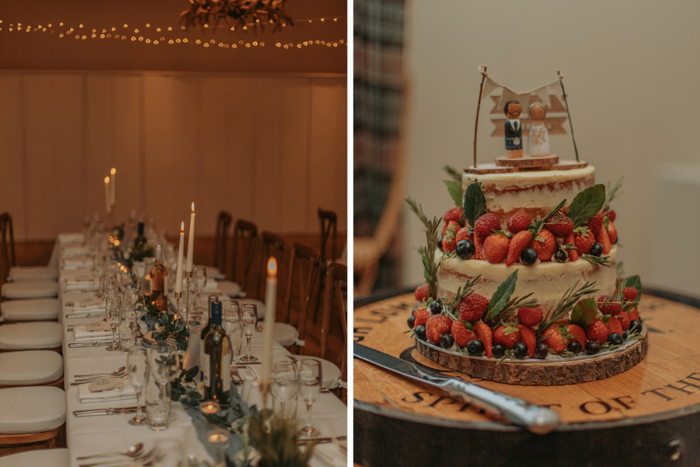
[74,326,113,342]
[62,246,90,256]
[63,256,94,270]
[71,297,106,313]
[203,280,218,292]
[58,233,85,245]
[78,378,137,403]
[64,276,100,291]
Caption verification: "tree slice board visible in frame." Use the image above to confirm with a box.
[495,155,559,168]
[466,159,588,175]
[415,328,648,385]
[354,291,700,466]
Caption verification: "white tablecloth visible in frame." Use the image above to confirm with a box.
[55,235,347,467]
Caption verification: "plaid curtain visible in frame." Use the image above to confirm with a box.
[354,0,405,290]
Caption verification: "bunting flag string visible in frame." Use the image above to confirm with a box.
[477,64,564,111]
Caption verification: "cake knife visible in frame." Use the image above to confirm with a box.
[354,343,559,434]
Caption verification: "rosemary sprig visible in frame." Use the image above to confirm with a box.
[485,293,538,327]
[581,254,612,267]
[443,165,463,182]
[530,198,568,236]
[603,176,624,211]
[447,276,481,311]
[406,197,442,299]
[536,281,599,339]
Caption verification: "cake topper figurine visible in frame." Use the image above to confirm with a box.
[528,102,549,156]
[504,100,523,158]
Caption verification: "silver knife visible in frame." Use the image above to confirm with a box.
[354,343,559,434]
[66,312,104,319]
[73,406,139,417]
[68,342,111,348]
[298,435,347,445]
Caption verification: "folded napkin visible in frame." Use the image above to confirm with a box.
[58,233,85,245]
[78,378,137,403]
[62,246,90,257]
[64,276,100,291]
[203,280,219,292]
[311,443,347,467]
[63,256,94,270]
[74,323,113,341]
[71,296,106,312]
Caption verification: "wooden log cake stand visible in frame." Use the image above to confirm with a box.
[354,290,700,466]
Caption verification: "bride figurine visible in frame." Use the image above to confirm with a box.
[528,102,550,156]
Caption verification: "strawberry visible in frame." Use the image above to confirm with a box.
[574,231,595,255]
[506,230,533,266]
[545,213,574,237]
[442,221,460,252]
[442,207,463,234]
[542,324,568,352]
[414,307,430,327]
[567,324,587,349]
[627,307,640,322]
[596,222,612,254]
[451,321,476,347]
[426,314,452,345]
[483,234,510,264]
[530,229,556,261]
[494,323,520,349]
[458,294,489,322]
[473,323,493,358]
[414,284,430,302]
[607,315,623,336]
[586,319,610,344]
[565,233,579,262]
[517,306,544,327]
[517,324,536,357]
[474,213,501,238]
[605,219,618,244]
[597,295,623,315]
[603,208,616,222]
[473,233,483,260]
[507,211,531,234]
[587,212,604,235]
[623,287,639,302]
[616,312,630,331]
[456,227,471,244]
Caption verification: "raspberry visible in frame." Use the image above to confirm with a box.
[544,213,574,237]
[414,284,430,302]
[604,208,617,222]
[458,293,489,322]
[517,306,544,327]
[443,207,463,226]
[474,213,501,238]
[587,212,604,235]
[597,295,623,315]
[414,307,430,327]
[506,211,531,234]
[623,287,639,302]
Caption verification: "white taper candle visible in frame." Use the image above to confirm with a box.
[110,168,116,207]
[104,177,111,214]
[261,257,278,384]
[186,202,196,272]
[175,222,185,293]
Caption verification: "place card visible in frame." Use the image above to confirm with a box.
[79,298,104,308]
[88,378,124,393]
[86,322,111,332]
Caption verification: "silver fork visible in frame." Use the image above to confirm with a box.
[79,447,157,467]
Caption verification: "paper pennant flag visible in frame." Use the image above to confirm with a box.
[497,87,519,112]
[517,93,531,116]
[534,85,551,109]
[481,77,500,101]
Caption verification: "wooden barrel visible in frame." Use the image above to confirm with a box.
[354,289,700,466]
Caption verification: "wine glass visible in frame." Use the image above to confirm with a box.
[127,347,149,426]
[271,361,299,423]
[119,303,137,352]
[240,304,258,362]
[193,265,208,299]
[222,301,242,373]
[298,359,322,437]
[105,295,122,351]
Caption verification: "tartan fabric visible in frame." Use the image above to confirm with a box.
[354,0,405,289]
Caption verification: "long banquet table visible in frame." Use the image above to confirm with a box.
[54,235,347,466]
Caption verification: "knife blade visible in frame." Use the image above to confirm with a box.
[68,342,111,348]
[354,343,559,434]
[66,312,104,319]
[73,406,139,417]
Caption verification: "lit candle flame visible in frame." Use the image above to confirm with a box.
[191,202,195,212]
[267,257,277,277]
[181,222,184,231]
[110,168,116,175]
[104,176,110,185]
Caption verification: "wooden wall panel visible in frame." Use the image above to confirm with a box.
[1,72,346,241]
[0,76,26,239]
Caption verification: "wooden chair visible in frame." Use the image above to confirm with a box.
[0,213,16,285]
[280,243,322,352]
[255,231,286,301]
[318,209,338,264]
[320,262,347,400]
[222,220,257,298]
[0,425,66,457]
[213,211,232,277]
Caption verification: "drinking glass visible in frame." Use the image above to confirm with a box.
[193,265,208,299]
[271,361,299,423]
[240,304,258,362]
[298,359,322,437]
[222,301,243,373]
[149,340,180,379]
[119,304,136,352]
[146,364,171,431]
[105,295,122,351]
[127,347,148,426]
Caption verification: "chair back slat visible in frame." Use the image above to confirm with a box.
[0,213,16,285]
[230,220,258,292]
[282,243,321,348]
[318,209,337,264]
[320,262,347,377]
[214,211,232,273]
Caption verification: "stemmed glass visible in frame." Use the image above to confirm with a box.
[271,361,299,423]
[222,301,242,373]
[240,304,259,362]
[105,295,122,351]
[127,347,149,426]
[298,359,322,437]
[193,265,208,300]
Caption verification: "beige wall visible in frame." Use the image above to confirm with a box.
[403,0,700,298]
[0,72,347,240]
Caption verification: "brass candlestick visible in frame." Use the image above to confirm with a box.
[174,291,182,319]
[185,270,192,324]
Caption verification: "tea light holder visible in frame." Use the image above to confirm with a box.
[200,401,220,415]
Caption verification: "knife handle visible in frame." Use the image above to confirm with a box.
[438,379,559,434]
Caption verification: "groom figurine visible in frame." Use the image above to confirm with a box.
[503,100,523,158]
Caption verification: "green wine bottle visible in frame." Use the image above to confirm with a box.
[202,301,231,405]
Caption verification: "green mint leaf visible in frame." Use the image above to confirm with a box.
[444,179,463,207]
[568,184,606,227]
[486,270,518,320]
[463,181,486,228]
[570,297,597,328]
[622,274,642,296]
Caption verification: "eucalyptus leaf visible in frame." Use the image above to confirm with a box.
[486,270,518,320]
[568,185,606,227]
[463,181,486,228]
[570,297,598,328]
[444,179,463,207]
[622,274,642,295]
